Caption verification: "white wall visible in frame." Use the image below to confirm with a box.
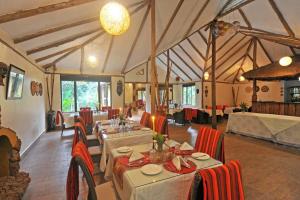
[124,83,133,104]
[0,31,46,155]
[203,82,234,107]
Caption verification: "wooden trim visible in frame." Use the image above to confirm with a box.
[156,0,184,49]
[257,39,273,63]
[186,38,206,60]
[0,0,98,24]
[35,45,81,62]
[178,44,203,72]
[80,47,84,74]
[268,0,295,37]
[150,0,157,114]
[197,31,208,45]
[238,8,252,28]
[184,0,210,37]
[27,28,100,55]
[210,23,217,129]
[102,36,114,73]
[121,4,150,73]
[170,48,202,79]
[290,47,296,56]
[204,29,212,71]
[218,0,255,18]
[216,0,235,18]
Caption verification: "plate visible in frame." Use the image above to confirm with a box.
[191,152,210,160]
[141,127,151,131]
[117,146,132,153]
[141,164,162,176]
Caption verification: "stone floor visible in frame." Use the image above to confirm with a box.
[21,119,300,200]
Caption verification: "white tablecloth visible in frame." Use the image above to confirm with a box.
[224,107,239,115]
[63,112,108,128]
[110,143,222,200]
[226,112,300,147]
[100,130,153,175]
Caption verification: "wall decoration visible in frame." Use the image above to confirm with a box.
[136,69,144,75]
[280,87,284,96]
[256,86,260,92]
[261,85,269,93]
[117,80,123,96]
[30,81,43,96]
[205,86,208,97]
[6,65,25,100]
[0,62,8,86]
[245,86,252,93]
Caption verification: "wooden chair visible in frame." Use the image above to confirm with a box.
[56,110,66,136]
[108,109,120,120]
[190,160,244,200]
[67,142,116,200]
[140,111,150,127]
[79,109,93,135]
[75,117,99,146]
[194,127,225,163]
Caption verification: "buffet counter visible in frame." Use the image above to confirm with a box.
[252,101,300,117]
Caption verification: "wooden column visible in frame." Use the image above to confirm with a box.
[252,37,258,102]
[150,0,157,114]
[166,49,171,114]
[211,22,217,129]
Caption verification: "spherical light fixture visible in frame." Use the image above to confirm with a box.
[279,56,292,66]
[100,2,130,36]
[239,76,245,82]
[88,55,97,68]
[204,72,209,80]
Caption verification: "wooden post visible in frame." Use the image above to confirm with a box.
[150,0,157,114]
[252,37,258,102]
[211,21,217,129]
[166,49,171,114]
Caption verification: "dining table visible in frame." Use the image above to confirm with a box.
[109,142,223,200]
[97,120,154,174]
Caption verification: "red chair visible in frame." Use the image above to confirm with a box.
[101,106,112,112]
[190,160,245,200]
[56,110,66,136]
[140,112,150,127]
[79,109,93,134]
[154,115,168,137]
[66,141,116,200]
[183,108,193,122]
[125,105,132,118]
[194,127,225,163]
[107,109,120,120]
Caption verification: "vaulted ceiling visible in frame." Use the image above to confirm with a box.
[0,0,299,83]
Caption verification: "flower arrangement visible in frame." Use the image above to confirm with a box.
[240,102,248,112]
[119,113,126,125]
[153,133,165,152]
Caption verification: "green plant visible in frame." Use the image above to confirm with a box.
[153,134,165,144]
[240,102,248,112]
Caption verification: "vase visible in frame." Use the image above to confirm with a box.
[157,142,163,152]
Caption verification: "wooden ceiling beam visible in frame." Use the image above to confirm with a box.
[238,8,252,28]
[35,45,81,62]
[197,31,208,45]
[177,44,203,72]
[204,29,212,71]
[27,28,99,55]
[170,48,202,79]
[218,0,255,18]
[257,39,273,63]
[162,53,193,81]
[80,47,84,74]
[156,0,184,49]
[184,0,210,37]
[186,38,206,60]
[0,0,98,24]
[101,36,114,73]
[157,57,183,81]
[121,4,150,73]
[268,0,295,37]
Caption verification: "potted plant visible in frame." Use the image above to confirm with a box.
[240,102,248,112]
[153,134,165,152]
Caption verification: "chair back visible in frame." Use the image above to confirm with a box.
[101,106,112,112]
[108,109,120,119]
[195,127,224,163]
[190,160,244,200]
[79,109,93,125]
[125,105,132,118]
[66,142,97,200]
[74,122,88,146]
[80,107,91,110]
[56,110,64,125]
[140,112,150,127]
[184,108,193,121]
[155,115,168,136]
[75,116,86,129]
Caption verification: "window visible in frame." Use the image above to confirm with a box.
[182,84,196,106]
[137,90,146,101]
[61,75,111,112]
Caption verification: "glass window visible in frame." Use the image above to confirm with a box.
[61,81,75,112]
[100,82,111,107]
[137,90,146,101]
[182,85,196,106]
[76,81,99,110]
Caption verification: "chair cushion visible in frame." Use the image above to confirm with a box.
[95,181,117,200]
[88,146,102,156]
[86,134,98,140]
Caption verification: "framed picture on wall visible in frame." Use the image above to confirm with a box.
[6,65,25,100]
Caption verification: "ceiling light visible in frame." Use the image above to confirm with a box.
[88,55,97,65]
[239,76,245,82]
[279,56,292,66]
[204,72,209,80]
[100,2,130,36]
[298,76,300,81]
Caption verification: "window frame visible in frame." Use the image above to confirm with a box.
[182,83,196,106]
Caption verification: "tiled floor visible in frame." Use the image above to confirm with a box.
[21,119,300,200]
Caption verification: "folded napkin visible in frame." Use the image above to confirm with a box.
[179,156,191,168]
[172,156,181,171]
[180,142,194,151]
[129,151,144,162]
[165,140,180,148]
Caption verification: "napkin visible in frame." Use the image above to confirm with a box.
[165,140,180,148]
[129,151,144,162]
[180,142,194,151]
[172,156,181,171]
[179,156,191,168]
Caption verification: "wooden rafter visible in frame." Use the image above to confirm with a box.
[170,48,202,79]
[177,44,203,72]
[156,0,184,49]
[268,0,295,37]
[257,39,273,63]
[121,3,150,73]
[216,0,235,18]
[0,0,97,24]
[197,31,208,45]
[35,45,81,62]
[27,28,100,55]
[216,54,245,79]
[184,0,210,37]
[204,29,212,71]
[162,53,192,81]
[102,36,114,73]
[238,8,252,28]
[186,38,206,60]
[156,57,183,81]
[218,0,255,18]
[80,47,84,74]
